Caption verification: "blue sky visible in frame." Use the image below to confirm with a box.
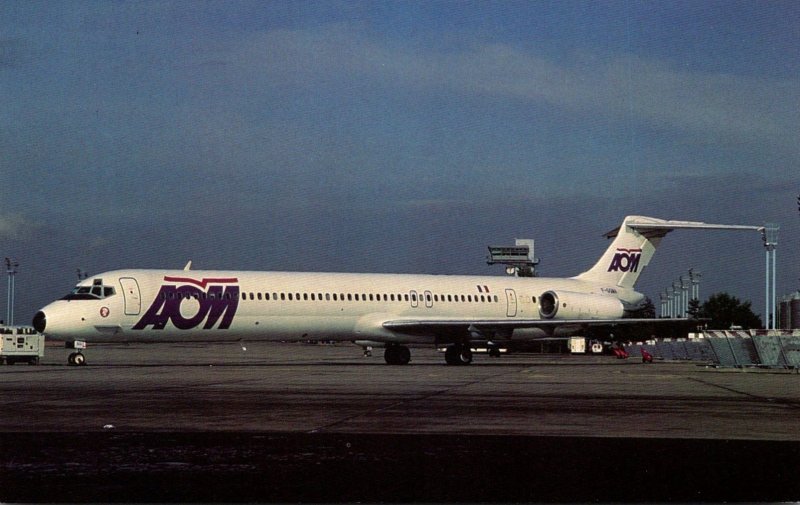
[1,0,798,324]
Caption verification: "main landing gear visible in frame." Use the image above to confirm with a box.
[383,345,411,365]
[382,343,476,366]
[444,344,473,366]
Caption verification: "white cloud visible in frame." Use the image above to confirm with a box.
[228,26,798,149]
[0,213,35,240]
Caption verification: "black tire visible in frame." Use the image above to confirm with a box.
[445,344,472,366]
[444,345,459,365]
[397,346,411,365]
[384,345,411,365]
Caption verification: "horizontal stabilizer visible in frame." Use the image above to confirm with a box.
[578,216,762,289]
[605,218,762,239]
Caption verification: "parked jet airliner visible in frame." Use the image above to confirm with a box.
[32,216,760,366]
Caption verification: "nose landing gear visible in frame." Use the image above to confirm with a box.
[68,352,86,366]
[66,341,87,366]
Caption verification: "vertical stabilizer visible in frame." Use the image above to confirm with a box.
[573,216,762,289]
[573,216,667,289]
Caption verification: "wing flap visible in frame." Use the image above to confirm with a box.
[383,318,693,338]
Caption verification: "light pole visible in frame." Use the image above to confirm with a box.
[688,268,701,302]
[673,280,683,318]
[762,224,779,331]
[666,286,674,318]
[687,269,701,318]
[5,258,18,326]
[680,275,691,317]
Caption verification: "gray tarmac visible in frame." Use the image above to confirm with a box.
[2,342,800,502]
[1,340,799,439]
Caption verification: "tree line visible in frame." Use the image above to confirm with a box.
[595,292,763,341]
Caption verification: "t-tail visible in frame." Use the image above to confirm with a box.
[574,216,671,289]
[574,215,764,290]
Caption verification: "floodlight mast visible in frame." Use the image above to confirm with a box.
[672,281,683,317]
[666,286,674,318]
[688,268,701,302]
[5,257,18,326]
[762,224,779,330]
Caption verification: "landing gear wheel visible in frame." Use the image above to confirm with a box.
[444,344,473,366]
[384,345,411,365]
[68,352,86,366]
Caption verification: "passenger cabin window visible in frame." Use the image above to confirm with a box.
[220,287,515,305]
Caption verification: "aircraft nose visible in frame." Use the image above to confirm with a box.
[32,311,46,333]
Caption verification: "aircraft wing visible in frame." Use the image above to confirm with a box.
[383,318,695,339]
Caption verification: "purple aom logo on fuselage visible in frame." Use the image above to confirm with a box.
[607,248,642,273]
[133,276,240,331]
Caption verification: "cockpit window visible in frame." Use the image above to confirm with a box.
[61,283,116,301]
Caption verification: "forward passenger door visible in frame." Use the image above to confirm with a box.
[119,277,141,316]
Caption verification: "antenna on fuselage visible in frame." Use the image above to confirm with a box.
[183,260,192,271]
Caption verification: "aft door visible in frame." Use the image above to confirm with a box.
[119,277,141,315]
[505,289,517,317]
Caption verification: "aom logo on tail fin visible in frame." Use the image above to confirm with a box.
[607,248,642,273]
[574,215,664,289]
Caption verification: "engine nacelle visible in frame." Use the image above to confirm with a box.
[538,290,625,320]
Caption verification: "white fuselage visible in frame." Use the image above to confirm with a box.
[34,268,643,345]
